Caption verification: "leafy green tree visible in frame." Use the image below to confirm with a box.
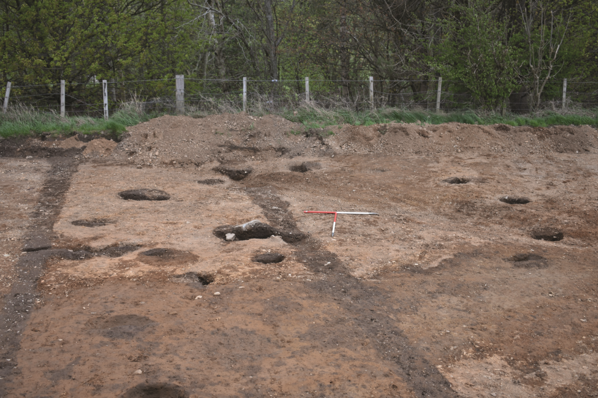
[433,0,521,112]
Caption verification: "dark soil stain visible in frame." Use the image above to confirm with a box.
[87,315,156,339]
[508,253,549,268]
[213,166,253,181]
[443,177,469,184]
[118,189,170,201]
[197,179,225,185]
[531,228,564,242]
[137,248,198,266]
[500,196,531,204]
[121,383,189,398]
[253,253,285,264]
[71,218,115,227]
[289,161,321,173]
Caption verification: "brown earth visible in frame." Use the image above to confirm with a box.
[1,114,598,397]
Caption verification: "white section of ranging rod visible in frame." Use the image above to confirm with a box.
[3,82,11,113]
[436,77,443,112]
[60,80,65,117]
[305,76,310,102]
[332,220,337,237]
[369,76,374,109]
[562,78,567,110]
[336,212,378,215]
[102,80,109,120]
[243,77,247,112]
[176,75,185,114]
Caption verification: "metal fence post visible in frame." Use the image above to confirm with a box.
[436,77,443,112]
[369,76,374,109]
[562,78,567,110]
[243,77,247,113]
[3,82,11,113]
[60,80,65,117]
[102,80,109,120]
[176,75,185,114]
[305,77,310,102]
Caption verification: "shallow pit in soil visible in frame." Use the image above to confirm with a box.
[121,383,189,398]
[253,253,285,264]
[500,196,531,204]
[213,221,278,241]
[138,248,198,266]
[118,189,170,201]
[443,177,469,184]
[507,253,549,268]
[197,179,225,185]
[289,162,321,173]
[213,166,253,181]
[531,228,564,242]
[71,217,115,227]
[174,272,214,286]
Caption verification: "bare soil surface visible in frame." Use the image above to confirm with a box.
[1,114,598,397]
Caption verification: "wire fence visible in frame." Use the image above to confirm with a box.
[2,77,597,118]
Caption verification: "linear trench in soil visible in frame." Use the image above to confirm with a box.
[0,156,80,393]
[246,187,458,397]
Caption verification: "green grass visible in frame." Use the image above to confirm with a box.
[1,104,596,139]
[0,106,158,138]
[280,107,598,129]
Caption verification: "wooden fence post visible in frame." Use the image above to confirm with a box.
[562,78,567,110]
[60,80,65,118]
[436,77,443,113]
[369,76,374,109]
[175,75,185,114]
[305,77,310,102]
[3,82,11,113]
[243,77,247,113]
[102,80,109,120]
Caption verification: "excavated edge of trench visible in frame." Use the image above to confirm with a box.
[245,187,458,398]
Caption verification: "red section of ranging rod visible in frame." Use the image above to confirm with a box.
[303,210,378,237]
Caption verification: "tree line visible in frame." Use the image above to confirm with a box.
[0,0,596,113]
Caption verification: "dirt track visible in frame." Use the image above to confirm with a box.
[1,114,598,397]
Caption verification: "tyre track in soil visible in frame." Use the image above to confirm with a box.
[0,155,79,395]
[246,187,459,397]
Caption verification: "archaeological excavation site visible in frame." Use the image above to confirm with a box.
[1,113,597,397]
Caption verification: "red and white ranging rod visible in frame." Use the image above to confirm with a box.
[304,211,379,237]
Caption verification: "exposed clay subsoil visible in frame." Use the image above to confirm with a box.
[1,114,598,397]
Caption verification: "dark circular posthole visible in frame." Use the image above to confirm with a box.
[289,162,321,173]
[121,383,189,398]
[507,253,548,268]
[289,164,309,173]
[443,177,469,184]
[531,228,564,242]
[174,272,214,285]
[119,189,170,201]
[499,196,531,205]
[254,253,285,264]
[71,218,115,227]
[198,179,225,185]
[213,166,253,181]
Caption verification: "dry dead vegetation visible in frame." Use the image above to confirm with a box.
[1,113,597,398]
